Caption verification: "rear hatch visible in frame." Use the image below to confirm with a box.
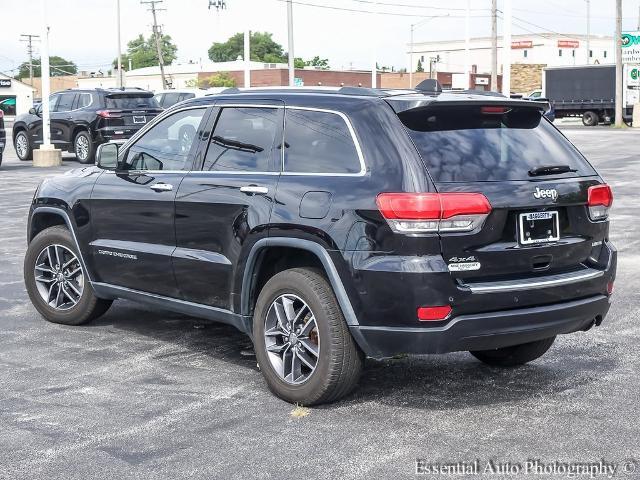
[396,103,611,284]
[98,92,162,135]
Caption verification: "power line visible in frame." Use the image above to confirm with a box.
[350,0,487,12]
[272,0,487,18]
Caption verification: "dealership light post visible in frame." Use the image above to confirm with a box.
[287,0,294,86]
[501,0,512,96]
[615,0,623,127]
[116,0,123,88]
[33,0,61,167]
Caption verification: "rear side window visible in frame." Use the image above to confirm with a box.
[105,94,158,109]
[56,93,76,112]
[284,109,362,174]
[161,92,180,107]
[77,93,92,108]
[399,106,596,182]
[203,107,280,172]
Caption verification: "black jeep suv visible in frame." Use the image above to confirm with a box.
[13,88,161,164]
[23,85,616,405]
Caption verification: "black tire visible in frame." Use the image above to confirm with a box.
[73,130,95,164]
[253,268,364,406]
[470,336,556,367]
[582,110,599,127]
[14,130,33,161]
[24,226,112,325]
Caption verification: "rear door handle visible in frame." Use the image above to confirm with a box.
[240,185,269,195]
[150,182,173,192]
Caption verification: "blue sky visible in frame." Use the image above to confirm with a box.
[1,0,640,75]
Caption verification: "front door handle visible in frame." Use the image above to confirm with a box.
[240,185,269,195]
[150,182,173,192]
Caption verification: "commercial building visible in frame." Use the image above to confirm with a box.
[409,33,614,77]
[0,73,35,116]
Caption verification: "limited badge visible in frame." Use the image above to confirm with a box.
[448,262,481,272]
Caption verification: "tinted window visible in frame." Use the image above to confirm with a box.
[124,108,206,171]
[284,109,361,174]
[399,106,596,182]
[105,94,158,109]
[56,93,76,112]
[179,92,196,102]
[203,107,279,172]
[162,92,180,107]
[78,93,92,108]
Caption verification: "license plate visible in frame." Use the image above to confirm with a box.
[132,115,146,124]
[518,211,560,245]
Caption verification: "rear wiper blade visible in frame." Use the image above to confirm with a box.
[528,165,577,176]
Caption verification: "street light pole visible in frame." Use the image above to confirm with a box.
[586,0,591,65]
[116,0,123,88]
[501,0,512,96]
[41,1,51,148]
[490,0,498,91]
[464,0,471,89]
[409,23,414,88]
[615,0,623,127]
[287,0,295,86]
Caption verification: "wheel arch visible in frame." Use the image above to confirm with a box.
[29,207,94,283]
[240,238,360,327]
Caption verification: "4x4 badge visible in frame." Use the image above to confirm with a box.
[533,187,558,201]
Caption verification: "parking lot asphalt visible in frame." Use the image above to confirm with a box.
[1,127,639,480]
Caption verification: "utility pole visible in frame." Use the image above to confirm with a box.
[586,0,591,65]
[287,0,295,86]
[19,34,40,86]
[615,0,623,127]
[116,0,123,88]
[244,29,250,88]
[464,0,471,89]
[502,0,512,96]
[409,23,414,88]
[490,0,497,91]
[141,0,167,89]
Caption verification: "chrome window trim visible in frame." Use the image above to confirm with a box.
[281,106,367,177]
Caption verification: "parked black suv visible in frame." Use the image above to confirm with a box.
[0,108,5,167]
[23,85,616,405]
[13,88,161,164]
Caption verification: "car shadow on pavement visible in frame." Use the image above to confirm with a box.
[91,301,618,410]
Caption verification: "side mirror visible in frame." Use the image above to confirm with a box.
[96,143,119,170]
[29,107,37,115]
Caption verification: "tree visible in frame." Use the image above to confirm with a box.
[18,56,77,78]
[113,33,178,71]
[294,57,306,69]
[197,72,237,88]
[305,56,329,69]
[208,32,286,63]
[416,59,424,72]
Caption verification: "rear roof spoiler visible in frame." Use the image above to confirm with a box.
[386,97,550,114]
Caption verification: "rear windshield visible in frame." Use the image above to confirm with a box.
[399,106,596,182]
[105,94,159,110]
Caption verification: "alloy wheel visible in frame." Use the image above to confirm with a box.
[75,135,89,161]
[33,244,84,311]
[16,134,28,158]
[264,294,320,385]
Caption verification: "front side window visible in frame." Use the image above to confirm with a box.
[123,108,206,171]
[203,106,280,172]
[162,92,180,107]
[283,109,362,174]
[47,95,59,112]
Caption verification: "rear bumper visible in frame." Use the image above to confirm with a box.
[95,126,144,143]
[350,294,611,358]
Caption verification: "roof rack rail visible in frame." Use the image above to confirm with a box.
[337,86,381,97]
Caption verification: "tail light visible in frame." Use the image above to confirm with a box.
[96,110,122,118]
[587,184,613,221]
[417,305,452,321]
[376,192,492,234]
